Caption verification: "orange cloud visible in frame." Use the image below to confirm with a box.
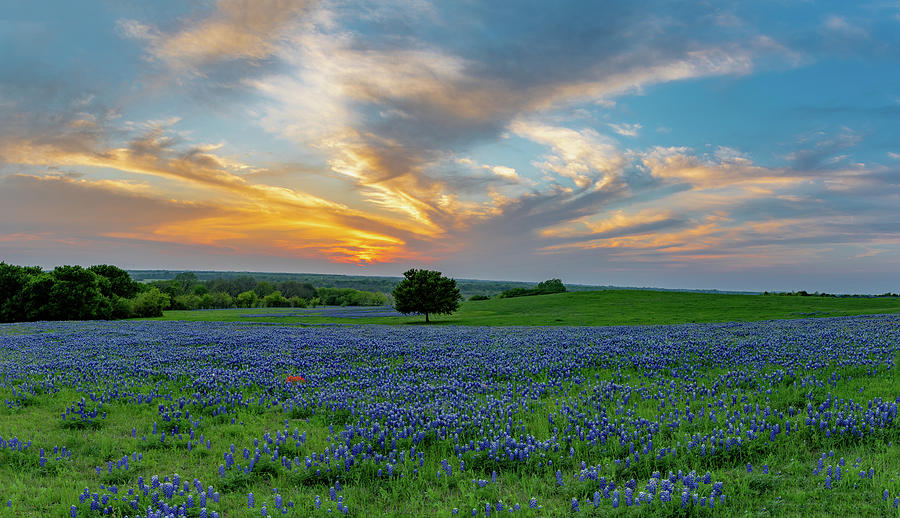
[119,0,312,73]
[0,131,433,265]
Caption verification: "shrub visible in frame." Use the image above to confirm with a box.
[236,290,259,308]
[131,288,169,317]
[499,279,566,298]
[262,291,290,307]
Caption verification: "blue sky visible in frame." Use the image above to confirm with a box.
[1,0,899,293]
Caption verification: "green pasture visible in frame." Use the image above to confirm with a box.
[146,290,900,326]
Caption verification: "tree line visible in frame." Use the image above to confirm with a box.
[0,264,390,323]
[146,272,388,310]
[494,278,567,299]
[0,263,168,321]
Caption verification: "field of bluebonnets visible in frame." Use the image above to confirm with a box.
[1,315,899,517]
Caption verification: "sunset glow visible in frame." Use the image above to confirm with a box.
[2,1,899,292]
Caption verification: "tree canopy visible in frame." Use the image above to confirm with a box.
[498,278,566,298]
[392,269,462,323]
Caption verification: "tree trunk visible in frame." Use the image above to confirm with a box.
[425,313,429,323]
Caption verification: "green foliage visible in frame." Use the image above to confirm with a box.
[498,278,566,299]
[209,291,234,308]
[128,269,608,298]
[535,278,566,293]
[131,287,170,317]
[171,294,201,310]
[262,291,290,307]
[173,272,198,296]
[289,296,307,308]
[108,296,134,319]
[88,264,140,298]
[21,273,56,321]
[469,294,490,301]
[316,287,388,306]
[236,290,259,308]
[279,281,317,299]
[392,268,462,323]
[47,265,104,320]
[0,263,42,322]
[254,280,276,298]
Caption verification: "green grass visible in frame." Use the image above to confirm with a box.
[3,293,899,516]
[146,290,900,326]
[1,356,899,516]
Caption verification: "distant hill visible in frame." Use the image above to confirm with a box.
[127,269,760,298]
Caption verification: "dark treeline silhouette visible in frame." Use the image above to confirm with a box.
[145,272,387,310]
[0,264,392,323]
[763,290,899,298]
[127,270,612,298]
[0,262,167,321]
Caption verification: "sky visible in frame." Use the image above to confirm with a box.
[1,1,899,293]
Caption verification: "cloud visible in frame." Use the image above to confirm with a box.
[241,1,780,245]
[823,15,869,40]
[119,0,312,74]
[0,122,441,264]
[607,122,642,137]
[12,0,899,287]
[784,129,863,170]
[490,166,519,181]
[0,173,211,236]
[511,120,626,190]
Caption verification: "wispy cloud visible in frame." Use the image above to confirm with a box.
[118,0,312,74]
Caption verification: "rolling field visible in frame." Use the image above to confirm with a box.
[148,290,900,326]
[1,315,899,516]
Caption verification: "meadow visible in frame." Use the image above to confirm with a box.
[0,314,899,516]
[149,290,900,326]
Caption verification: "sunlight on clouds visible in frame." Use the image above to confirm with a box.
[491,166,519,180]
[537,209,677,240]
[0,134,426,264]
[510,120,625,190]
[5,0,897,285]
[119,0,311,73]
[538,47,754,110]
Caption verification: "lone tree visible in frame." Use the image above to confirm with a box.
[392,269,462,323]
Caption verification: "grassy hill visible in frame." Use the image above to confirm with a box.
[151,289,900,326]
